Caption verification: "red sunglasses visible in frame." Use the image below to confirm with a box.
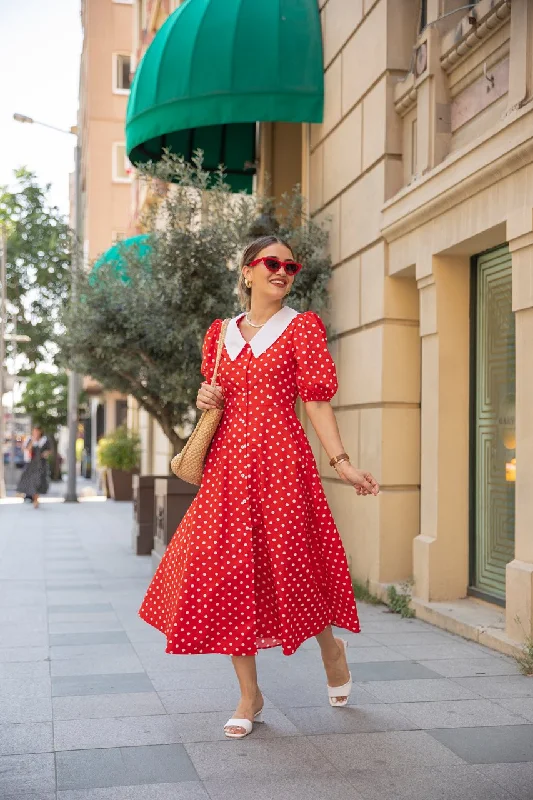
[247,256,302,276]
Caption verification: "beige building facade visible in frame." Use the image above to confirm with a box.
[128,0,532,651]
[78,0,134,471]
[299,0,531,650]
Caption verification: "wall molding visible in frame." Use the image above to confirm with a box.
[381,104,533,243]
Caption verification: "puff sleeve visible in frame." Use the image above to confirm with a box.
[293,311,338,402]
[201,319,223,384]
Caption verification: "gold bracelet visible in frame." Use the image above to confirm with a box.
[329,453,350,468]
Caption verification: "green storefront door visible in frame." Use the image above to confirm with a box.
[471,246,516,603]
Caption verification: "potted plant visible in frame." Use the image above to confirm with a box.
[97,426,140,501]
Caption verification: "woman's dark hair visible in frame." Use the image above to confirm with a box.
[33,425,43,434]
[237,235,293,311]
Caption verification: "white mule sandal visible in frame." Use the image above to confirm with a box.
[327,638,353,707]
[223,708,264,739]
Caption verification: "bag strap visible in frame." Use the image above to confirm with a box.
[210,318,230,387]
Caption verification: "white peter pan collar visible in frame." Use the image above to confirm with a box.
[224,306,299,360]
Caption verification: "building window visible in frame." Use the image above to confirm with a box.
[470,246,515,604]
[112,143,132,183]
[113,54,131,94]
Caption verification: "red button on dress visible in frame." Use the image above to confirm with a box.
[138,309,360,656]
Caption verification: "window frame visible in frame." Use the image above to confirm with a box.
[112,142,132,184]
[112,53,132,95]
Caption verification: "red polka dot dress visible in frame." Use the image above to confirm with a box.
[138,307,360,656]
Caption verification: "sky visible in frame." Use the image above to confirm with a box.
[0,0,82,216]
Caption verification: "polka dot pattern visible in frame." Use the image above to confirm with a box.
[138,310,360,656]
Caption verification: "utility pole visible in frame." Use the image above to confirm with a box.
[0,230,6,498]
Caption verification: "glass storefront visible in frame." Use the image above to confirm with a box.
[471,246,515,603]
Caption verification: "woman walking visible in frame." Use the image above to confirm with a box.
[139,236,379,738]
[16,425,51,508]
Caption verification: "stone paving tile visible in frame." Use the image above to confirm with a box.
[473,762,533,800]
[258,680,379,709]
[0,721,53,755]
[362,678,479,703]
[493,697,533,723]
[367,631,457,646]
[0,660,51,679]
[50,654,144,676]
[344,764,517,800]
[387,643,485,660]
[56,744,199,790]
[47,603,114,613]
[353,618,431,633]
[0,646,49,663]
[173,708,301,742]
[430,725,533,763]
[50,643,138,660]
[0,607,48,624]
[57,785,210,800]
[158,686,274,714]
[0,628,49,647]
[3,794,56,800]
[52,672,154,697]
[342,644,410,662]
[0,752,56,795]
[50,631,129,647]
[454,675,533,698]
[310,730,464,770]
[418,657,520,678]
[0,693,53,723]
[54,713,182,750]
[1,676,52,697]
[185,736,336,781]
[388,699,529,729]
[46,583,102,590]
[148,668,240,692]
[52,691,166,720]
[48,620,124,634]
[283,704,417,735]
[203,774,364,800]
[350,660,442,681]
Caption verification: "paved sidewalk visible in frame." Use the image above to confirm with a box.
[0,498,532,800]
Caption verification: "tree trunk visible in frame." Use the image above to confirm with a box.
[49,436,61,481]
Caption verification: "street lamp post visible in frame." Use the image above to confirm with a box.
[14,113,81,502]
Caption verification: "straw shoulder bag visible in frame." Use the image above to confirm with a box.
[170,318,230,486]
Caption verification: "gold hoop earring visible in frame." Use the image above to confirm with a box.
[245,279,252,289]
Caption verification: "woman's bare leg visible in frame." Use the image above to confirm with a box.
[225,655,263,735]
[32,494,39,508]
[315,626,351,703]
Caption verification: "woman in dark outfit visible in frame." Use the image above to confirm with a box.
[16,426,50,508]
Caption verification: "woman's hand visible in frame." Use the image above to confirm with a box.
[196,382,224,411]
[335,461,379,496]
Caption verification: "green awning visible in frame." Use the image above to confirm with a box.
[125,0,324,192]
[90,234,151,286]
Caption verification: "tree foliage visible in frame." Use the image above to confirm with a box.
[18,371,68,436]
[62,153,331,451]
[0,168,72,368]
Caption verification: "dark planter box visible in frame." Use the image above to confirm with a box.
[152,476,198,572]
[132,474,168,556]
[107,468,136,501]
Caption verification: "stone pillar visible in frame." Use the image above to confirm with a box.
[413,256,470,601]
[506,209,533,641]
